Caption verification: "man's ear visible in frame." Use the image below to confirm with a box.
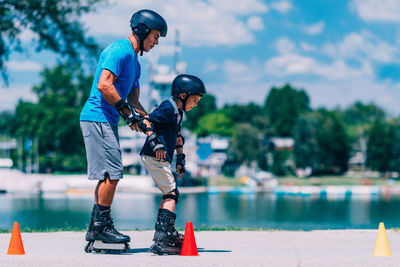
[179,93,187,99]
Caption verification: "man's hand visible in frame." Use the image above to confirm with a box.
[176,153,186,179]
[129,122,140,132]
[115,99,141,130]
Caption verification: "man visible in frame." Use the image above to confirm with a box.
[80,9,167,253]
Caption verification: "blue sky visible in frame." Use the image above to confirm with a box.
[2,0,400,116]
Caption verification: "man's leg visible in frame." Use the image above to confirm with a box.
[95,176,119,206]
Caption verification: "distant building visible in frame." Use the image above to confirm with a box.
[0,139,16,168]
[195,136,229,177]
[119,127,147,174]
[269,137,294,151]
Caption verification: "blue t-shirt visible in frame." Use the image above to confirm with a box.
[80,39,141,126]
[140,98,183,163]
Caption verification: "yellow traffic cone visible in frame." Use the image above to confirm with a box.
[373,222,391,257]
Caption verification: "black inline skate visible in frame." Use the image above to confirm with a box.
[84,206,130,253]
[150,209,184,255]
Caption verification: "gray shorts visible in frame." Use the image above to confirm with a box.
[80,121,123,180]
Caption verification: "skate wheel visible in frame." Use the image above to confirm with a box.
[84,241,94,253]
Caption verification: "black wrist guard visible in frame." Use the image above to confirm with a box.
[176,153,186,174]
[115,99,141,126]
[148,132,164,152]
[138,117,154,133]
[176,134,185,149]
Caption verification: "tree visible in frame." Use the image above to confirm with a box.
[342,101,386,126]
[12,63,92,172]
[265,84,310,137]
[230,123,266,167]
[0,0,103,84]
[367,119,394,173]
[184,94,216,130]
[315,109,350,174]
[195,112,234,137]
[0,111,14,137]
[390,118,400,172]
[293,112,319,170]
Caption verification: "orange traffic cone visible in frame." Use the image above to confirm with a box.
[7,222,25,255]
[180,221,199,256]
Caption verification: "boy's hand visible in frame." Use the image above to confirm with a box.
[155,149,166,161]
[148,133,166,160]
[176,153,186,179]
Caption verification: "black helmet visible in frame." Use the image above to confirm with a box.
[172,74,206,98]
[130,9,167,55]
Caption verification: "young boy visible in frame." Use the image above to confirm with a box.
[138,74,206,255]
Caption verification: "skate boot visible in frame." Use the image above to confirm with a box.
[85,205,96,241]
[84,207,130,253]
[150,209,183,255]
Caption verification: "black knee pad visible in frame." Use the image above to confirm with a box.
[162,188,180,204]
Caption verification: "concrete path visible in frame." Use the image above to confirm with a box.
[1,230,400,266]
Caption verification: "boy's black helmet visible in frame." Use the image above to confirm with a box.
[172,74,207,97]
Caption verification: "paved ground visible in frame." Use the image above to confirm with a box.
[1,230,400,266]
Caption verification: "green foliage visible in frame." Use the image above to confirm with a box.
[184,94,217,130]
[195,112,235,137]
[271,150,291,176]
[293,112,319,169]
[0,0,103,84]
[342,101,386,126]
[367,119,394,173]
[390,118,400,172]
[315,109,350,174]
[230,123,266,166]
[0,111,14,138]
[265,84,310,136]
[12,63,92,172]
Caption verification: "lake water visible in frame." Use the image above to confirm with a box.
[1,192,399,231]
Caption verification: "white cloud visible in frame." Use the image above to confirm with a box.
[223,59,263,83]
[275,37,296,54]
[295,79,400,115]
[303,22,325,35]
[0,85,37,111]
[203,60,219,74]
[300,42,317,52]
[82,0,269,47]
[247,16,264,31]
[271,1,292,14]
[322,31,400,63]
[350,0,400,22]
[6,60,42,71]
[265,53,373,81]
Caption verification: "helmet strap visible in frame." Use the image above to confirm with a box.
[180,94,189,112]
[133,24,150,56]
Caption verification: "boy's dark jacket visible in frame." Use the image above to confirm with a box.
[140,98,183,163]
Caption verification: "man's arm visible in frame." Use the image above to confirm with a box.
[97,69,121,105]
[127,87,146,117]
[98,69,140,131]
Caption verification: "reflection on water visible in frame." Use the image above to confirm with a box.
[0,193,399,231]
